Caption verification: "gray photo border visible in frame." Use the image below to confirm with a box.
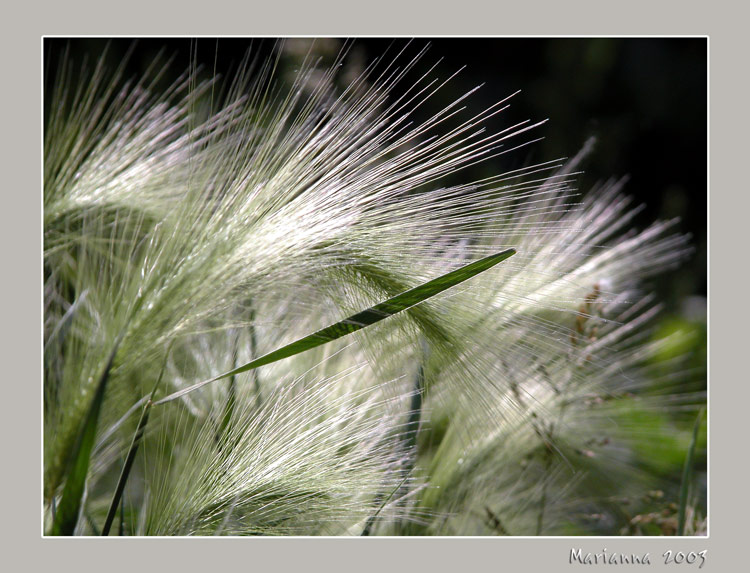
[9,1,744,570]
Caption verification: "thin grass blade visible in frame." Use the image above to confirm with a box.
[44,290,88,375]
[677,406,705,535]
[216,329,240,446]
[361,473,412,536]
[101,402,153,536]
[155,249,516,405]
[102,348,172,535]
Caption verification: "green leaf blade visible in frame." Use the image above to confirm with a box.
[49,342,119,536]
[155,248,516,405]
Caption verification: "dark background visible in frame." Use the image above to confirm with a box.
[45,37,707,311]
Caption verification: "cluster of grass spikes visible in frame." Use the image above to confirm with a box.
[43,39,706,536]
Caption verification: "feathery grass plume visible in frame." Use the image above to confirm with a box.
[43,38,704,536]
